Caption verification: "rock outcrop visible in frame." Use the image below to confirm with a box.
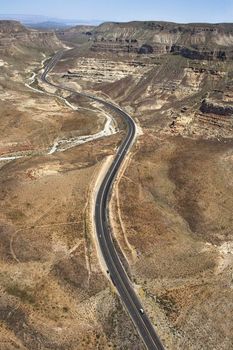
[0,20,63,54]
[70,21,233,60]
[200,99,233,116]
[171,45,229,60]
[91,38,139,53]
[0,20,27,33]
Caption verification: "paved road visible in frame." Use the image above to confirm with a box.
[41,51,165,350]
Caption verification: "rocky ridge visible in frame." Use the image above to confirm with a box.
[200,98,233,116]
[68,21,233,60]
[0,20,62,54]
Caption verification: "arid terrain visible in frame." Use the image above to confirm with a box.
[0,19,233,349]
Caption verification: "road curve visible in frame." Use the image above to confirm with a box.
[41,50,165,350]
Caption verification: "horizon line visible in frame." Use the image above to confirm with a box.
[0,14,232,25]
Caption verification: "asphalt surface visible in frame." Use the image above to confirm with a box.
[41,50,165,350]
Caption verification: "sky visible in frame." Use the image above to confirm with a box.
[0,0,232,23]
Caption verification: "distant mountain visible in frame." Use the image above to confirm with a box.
[26,21,71,30]
[0,14,50,24]
[0,14,103,27]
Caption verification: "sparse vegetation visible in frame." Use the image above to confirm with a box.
[0,18,232,350]
[6,284,35,304]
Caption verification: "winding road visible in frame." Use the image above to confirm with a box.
[41,50,165,350]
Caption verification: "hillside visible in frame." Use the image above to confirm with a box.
[57,24,96,46]
[60,20,233,59]
[0,20,62,57]
[0,20,27,33]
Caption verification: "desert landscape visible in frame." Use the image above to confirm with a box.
[0,13,233,350]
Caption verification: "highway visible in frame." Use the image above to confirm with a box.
[41,51,165,350]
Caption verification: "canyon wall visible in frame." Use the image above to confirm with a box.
[68,21,233,60]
